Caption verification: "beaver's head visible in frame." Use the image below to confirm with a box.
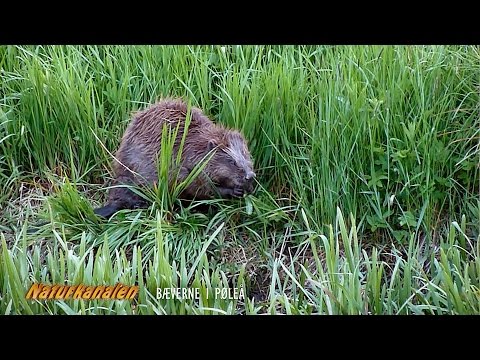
[205,129,256,196]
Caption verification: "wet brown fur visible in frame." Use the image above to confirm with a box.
[94,98,255,218]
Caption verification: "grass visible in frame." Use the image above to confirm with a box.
[0,45,479,314]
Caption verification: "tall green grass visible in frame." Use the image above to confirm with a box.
[1,208,478,314]
[0,45,478,314]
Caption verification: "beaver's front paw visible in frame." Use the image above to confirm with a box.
[232,185,245,198]
[216,185,244,198]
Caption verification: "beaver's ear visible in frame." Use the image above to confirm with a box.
[207,140,218,151]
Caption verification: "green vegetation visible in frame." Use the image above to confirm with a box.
[0,45,479,314]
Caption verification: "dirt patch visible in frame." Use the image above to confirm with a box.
[218,233,329,312]
[249,266,271,303]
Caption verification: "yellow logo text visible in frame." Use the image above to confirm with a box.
[25,283,139,300]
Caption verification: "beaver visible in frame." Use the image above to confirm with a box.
[94,98,256,218]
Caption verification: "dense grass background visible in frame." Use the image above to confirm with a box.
[0,45,479,314]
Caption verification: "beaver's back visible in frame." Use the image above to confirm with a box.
[113,98,213,183]
[119,99,213,153]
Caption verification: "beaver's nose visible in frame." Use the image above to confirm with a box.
[245,171,256,180]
